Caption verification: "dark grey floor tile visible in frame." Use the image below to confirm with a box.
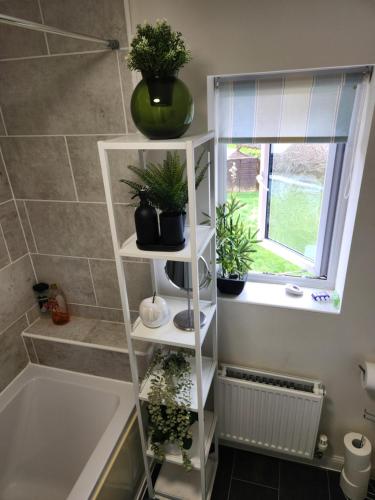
[280,460,329,500]
[327,470,346,500]
[229,479,278,500]
[211,446,235,500]
[232,449,279,488]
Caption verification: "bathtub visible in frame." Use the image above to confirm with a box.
[0,364,138,500]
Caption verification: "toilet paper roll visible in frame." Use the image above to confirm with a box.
[361,361,375,390]
[344,463,371,487]
[340,467,368,500]
[344,433,372,472]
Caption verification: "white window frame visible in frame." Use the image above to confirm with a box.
[209,68,370,291]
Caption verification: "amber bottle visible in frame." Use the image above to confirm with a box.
[49,283,70,325]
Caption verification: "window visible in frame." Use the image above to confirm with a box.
[214,68,369,288]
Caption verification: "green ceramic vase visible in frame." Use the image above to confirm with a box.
[130,74,194,139]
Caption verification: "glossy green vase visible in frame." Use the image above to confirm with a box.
[131,75,194,139]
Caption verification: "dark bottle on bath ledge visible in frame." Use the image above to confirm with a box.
[49,284,70,325]
[134,189,159,247]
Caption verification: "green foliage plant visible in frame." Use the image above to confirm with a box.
[120,151,208,214]
[216,195,259,279]
[127,20,192,77]
[146,349,196,471]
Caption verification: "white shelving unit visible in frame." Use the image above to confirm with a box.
[98,132,218,499]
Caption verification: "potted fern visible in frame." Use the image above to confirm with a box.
[127,20,194,139]
[120,151,207,248]
[216,196,259,295]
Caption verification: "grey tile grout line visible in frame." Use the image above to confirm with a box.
[230,476,279,491]
[30,251,147,265]
[87,258,99,306]
[0,221,12,263]
[226,449,236,500]
[116,49,129,134]
[0,106,8,135]
[69,301,123,311]
[31,338,40,364]
[0,133,127,138]
[0,252,29,273]
[63,136,80,201]
[0,303,36,337]
[36,0,50,56]
[0,47,129,63]
[0,198,13,206]
[14,198,131,206]
[23,201,39,253]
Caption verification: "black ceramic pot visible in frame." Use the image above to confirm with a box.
[217,276,246,295]
[159,211,185,246]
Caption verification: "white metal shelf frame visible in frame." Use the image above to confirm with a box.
[98,132,218,500]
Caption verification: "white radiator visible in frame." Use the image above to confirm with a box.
[218,364,325,459]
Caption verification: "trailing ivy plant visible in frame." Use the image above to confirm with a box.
[146,348,197,470]
[127,20,192,77]
[216,196,260,279]
[120,150,208,214]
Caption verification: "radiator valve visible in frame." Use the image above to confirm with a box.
[315,434,328,458]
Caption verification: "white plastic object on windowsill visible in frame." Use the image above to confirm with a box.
[285,284,304,296]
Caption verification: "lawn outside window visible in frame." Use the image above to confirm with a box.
[210,66,373,306]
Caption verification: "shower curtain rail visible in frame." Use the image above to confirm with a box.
[0,13,120,49]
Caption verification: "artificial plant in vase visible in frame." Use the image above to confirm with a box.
[146,349,197,471]
[120,150,208,248]
[216,196,259,295]
[127,20,194,139]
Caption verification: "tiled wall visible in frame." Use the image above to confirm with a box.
[0,0,153,384]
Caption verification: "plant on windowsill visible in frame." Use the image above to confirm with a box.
[215,196,259,295]
[120,150,208,248]
[146,349,197,471]
[127,20,194,139]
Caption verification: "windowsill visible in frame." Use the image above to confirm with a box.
[218,281,341,314]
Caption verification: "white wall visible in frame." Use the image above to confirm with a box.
[129,0,375,462]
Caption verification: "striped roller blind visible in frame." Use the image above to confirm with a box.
[216,69,367,143]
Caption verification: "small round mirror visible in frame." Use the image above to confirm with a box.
[164,258,211,331]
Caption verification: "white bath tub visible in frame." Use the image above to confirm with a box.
[0,364,136,500]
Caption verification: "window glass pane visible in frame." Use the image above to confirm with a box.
[267,144,329,262]
[225,143,331,277]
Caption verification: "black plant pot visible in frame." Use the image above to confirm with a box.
[159,211,185,246]
[217,276,246,296]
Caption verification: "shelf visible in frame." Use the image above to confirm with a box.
[22,315,151,355]
[119,226,214,262]
[155,456,217,500]
[139,356,216,412]
[146,411,217,470]
[132,297,216,349]
[99,131,214,151]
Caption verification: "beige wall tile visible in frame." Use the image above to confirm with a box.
[0,255,36,333]
[0,52,126,135]
[66,135,140,203]
[1,137,76,200]
[89,259,152,310]
[68,303,124,322]
[32,254,96,305]
[23,336,38,363]
[33,339,132,381]
[0,0,48,60]
[40,0,128,54]
[124,261,153,310]
[0,316,29,391]
[0,230,10,269]
[16,200,37,253]
[0,110,5,135]
[0,155,12,203]
[26,201,115,258]
[26,304,41,325]
[0,200,27,260]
